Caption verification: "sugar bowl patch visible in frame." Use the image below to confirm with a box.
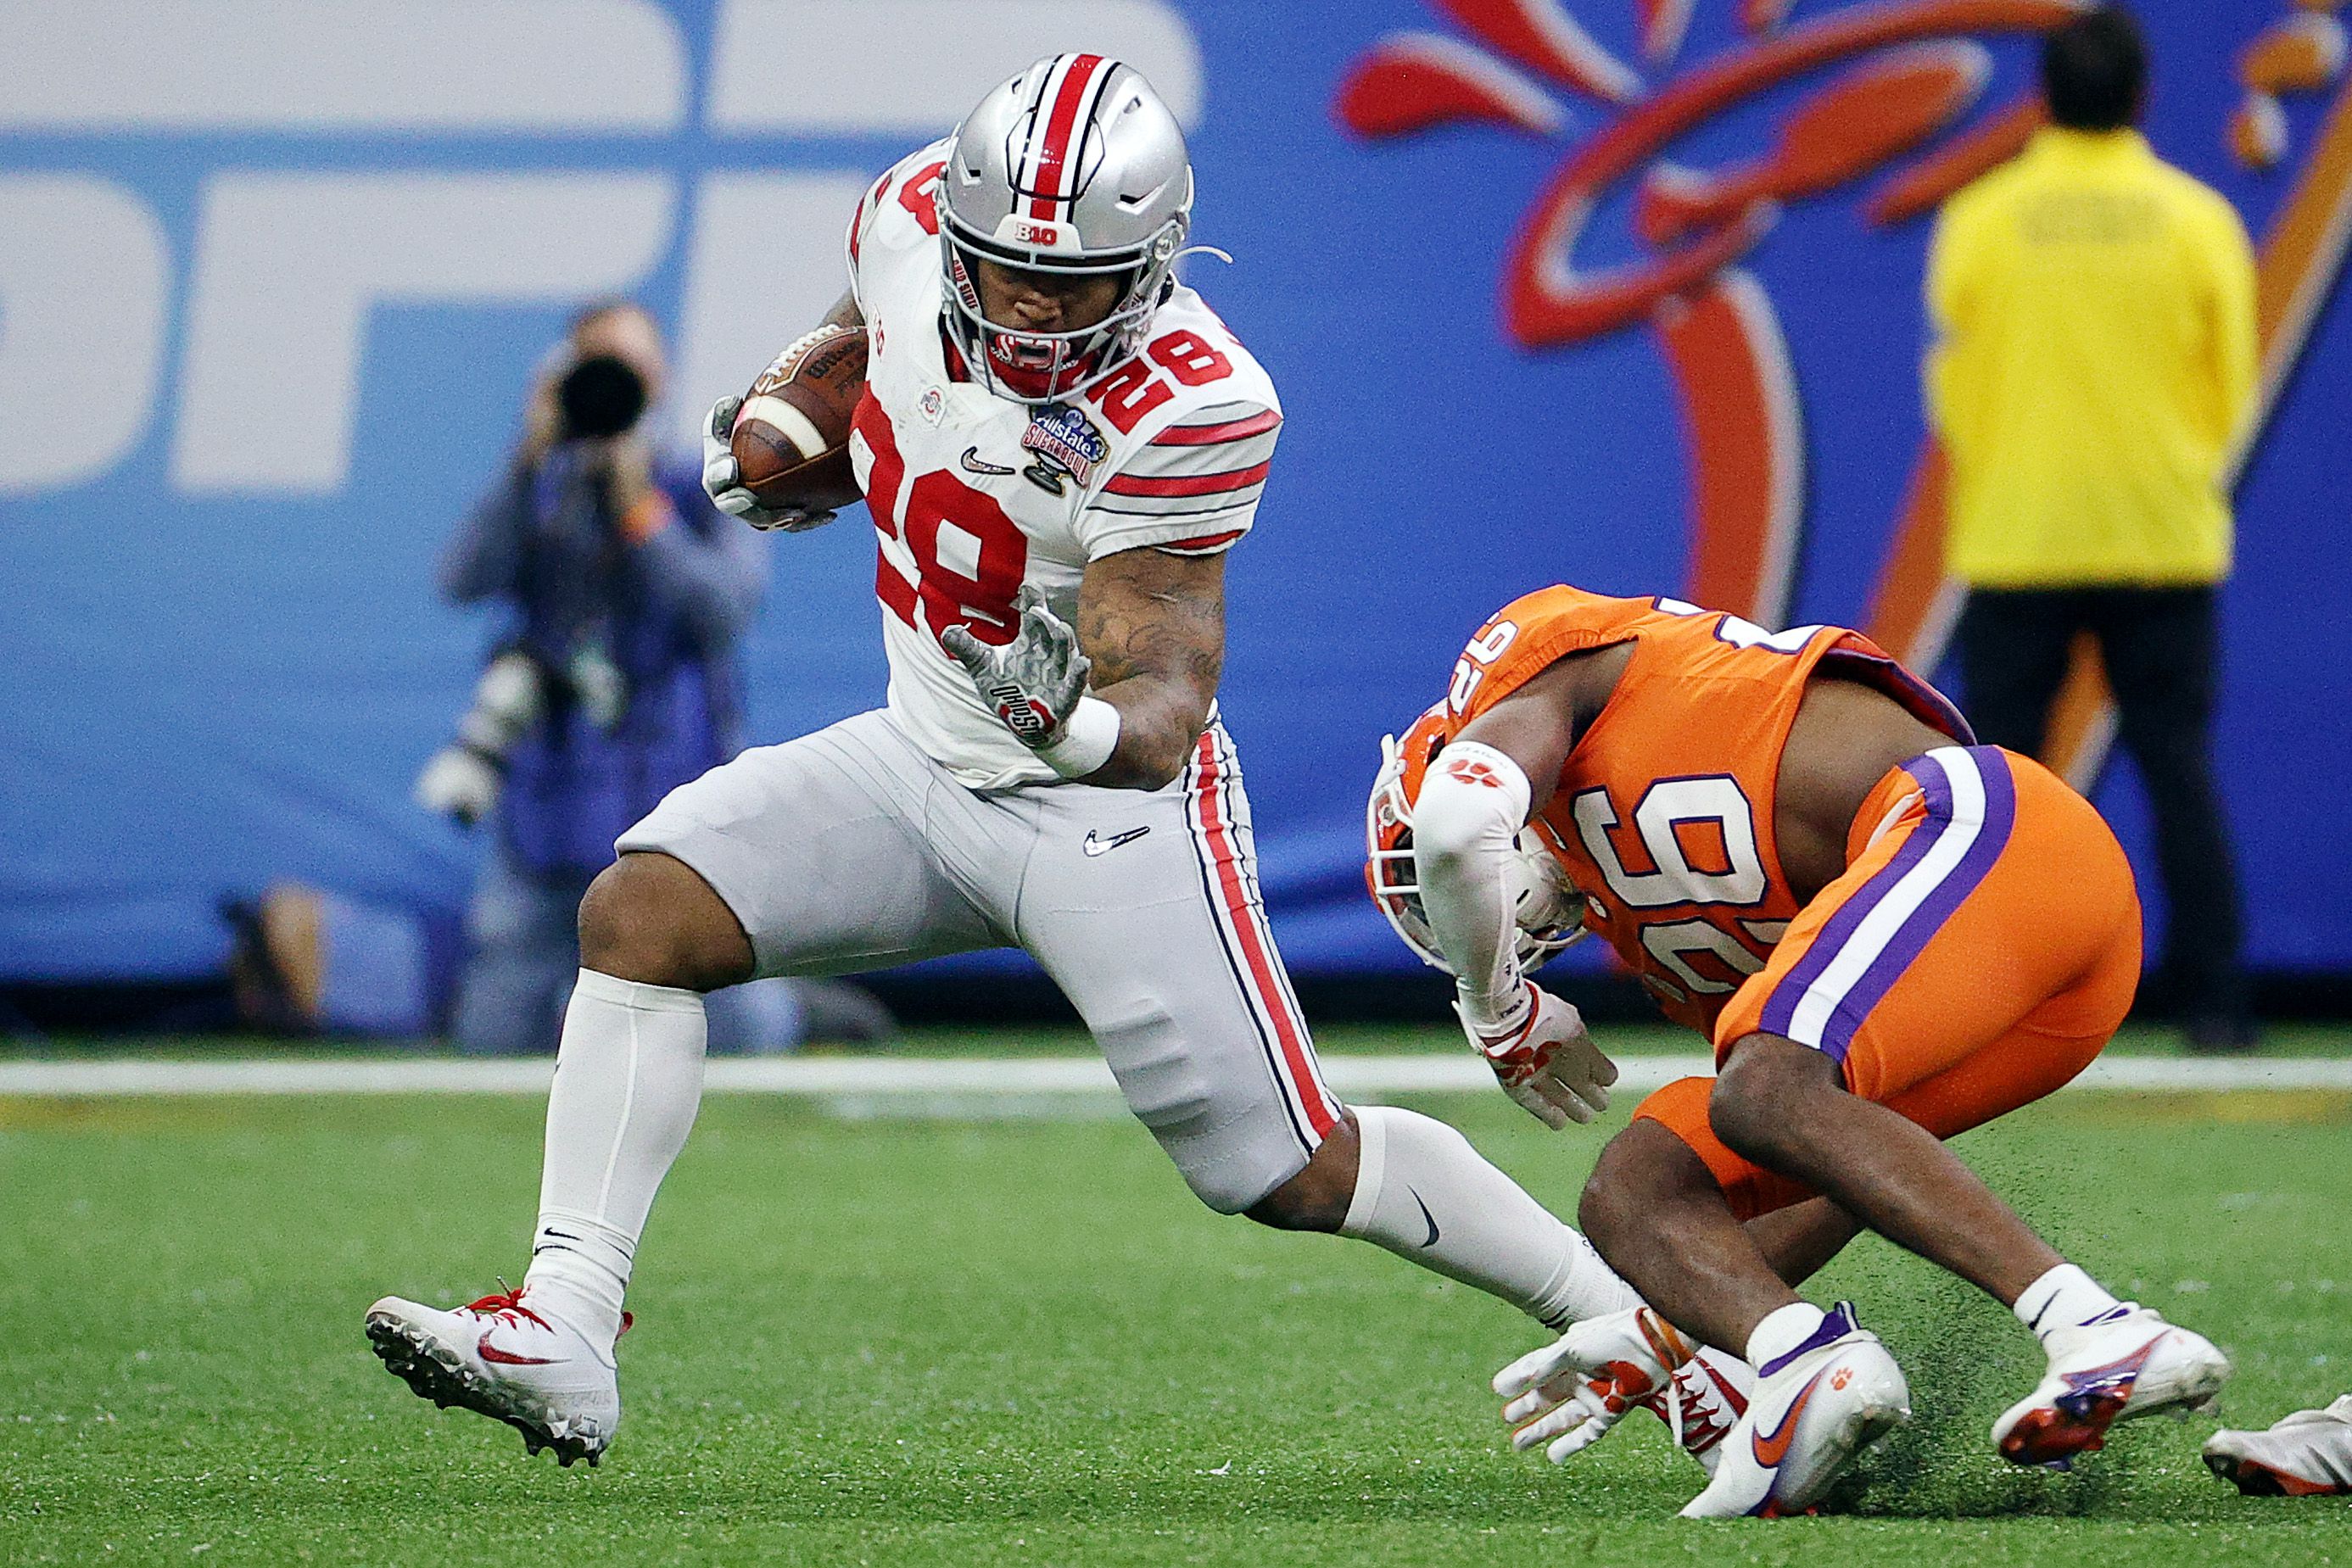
[1020,405,1109,496]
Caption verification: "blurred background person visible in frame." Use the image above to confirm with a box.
[1926,3,2260,1052]
[418,299,891,1055]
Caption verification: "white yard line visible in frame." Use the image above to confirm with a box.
[0,1053,2347,1098]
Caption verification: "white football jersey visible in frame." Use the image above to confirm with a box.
[842,142,1284,790]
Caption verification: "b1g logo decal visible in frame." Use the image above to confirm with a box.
[1337,0,2352,785]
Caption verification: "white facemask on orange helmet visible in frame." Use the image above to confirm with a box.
[1365,704,1589,974]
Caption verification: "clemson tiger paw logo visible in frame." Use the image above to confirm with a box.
[1444,756,1511,789]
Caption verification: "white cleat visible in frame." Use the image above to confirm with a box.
[1992,1303,2230,1470]
[2203,1395,2352,1496]
[1495,1309,1755,1476]
[365,1285,625,1466]
[1679,1302,1910,1519]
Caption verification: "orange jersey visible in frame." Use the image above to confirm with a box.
[1437,586,1969,1035]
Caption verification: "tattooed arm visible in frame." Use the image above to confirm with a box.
[1072,545,1227,790]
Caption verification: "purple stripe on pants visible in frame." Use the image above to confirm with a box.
[1758,757,1958,1040]
[1757,748,2020,1062]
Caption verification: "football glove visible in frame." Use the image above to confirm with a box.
[1494,1306,1698,1463]
[1455,979,1617,1130]
[701,394,835,533]
[941,585,1092,750]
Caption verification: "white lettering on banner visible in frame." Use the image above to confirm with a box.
[0,5,1205,496]
[175,174,675,494]
[707,0,1203,134]
[0,2,686,132]
[671,173,873,456]
[0,178,169,494]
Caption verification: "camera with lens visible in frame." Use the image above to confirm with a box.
[555,353,650,441]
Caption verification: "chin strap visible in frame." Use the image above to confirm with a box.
[1173,243,1234,267]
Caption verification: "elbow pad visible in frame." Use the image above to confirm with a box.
[1412,742,1533,862]
[1411,742,1535,1008]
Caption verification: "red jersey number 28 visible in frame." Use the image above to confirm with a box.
[856,393,1027,647]
[1085,329,1235,434]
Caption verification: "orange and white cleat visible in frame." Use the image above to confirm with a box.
[1992,1303,2229,1469]
[365,1286,627,1466]
[2204,1396,2352,1496]
[1679,1302,1910,1519]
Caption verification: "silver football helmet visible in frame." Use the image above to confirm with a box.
[939,53,1193,404]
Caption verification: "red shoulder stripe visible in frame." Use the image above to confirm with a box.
[1151,408,1282,447]
[1159,528,1248,553]
[1104,460,1271,499]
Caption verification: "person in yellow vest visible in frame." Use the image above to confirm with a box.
[1926,3,2259,1052]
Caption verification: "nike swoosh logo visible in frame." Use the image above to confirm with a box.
[1752,1368,1827,1470]
[1410,1189,1440,1247]
[1082,826,1149,857]
[478,1334,559,1367]
[960,446,1015,477]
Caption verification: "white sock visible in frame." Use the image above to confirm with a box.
[1746,1301,1829,1372]
[2013,1263,2123,1342]
[1338,1105,1640,1330]
[521,969,708,1344]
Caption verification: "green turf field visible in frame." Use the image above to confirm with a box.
[4,1044,2349,1564]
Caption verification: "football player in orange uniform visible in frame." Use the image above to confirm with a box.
[1366,586,2231,1517]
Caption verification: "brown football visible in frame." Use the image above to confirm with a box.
[729,323,869,511]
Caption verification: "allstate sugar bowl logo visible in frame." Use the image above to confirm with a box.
[1021,405,1110,495]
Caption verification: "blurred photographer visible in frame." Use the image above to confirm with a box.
[422,300,888,1055]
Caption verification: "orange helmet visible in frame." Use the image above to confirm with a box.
[1364,704,1588,974]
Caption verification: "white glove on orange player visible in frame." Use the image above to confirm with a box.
[1494,1305,1698,1462]
[1455,978,1617,1130]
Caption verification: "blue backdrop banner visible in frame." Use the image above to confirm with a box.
[4,0,2346,983]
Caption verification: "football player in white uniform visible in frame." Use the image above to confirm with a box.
[2205,1396,2352,1496]
[365,54,1646,1466]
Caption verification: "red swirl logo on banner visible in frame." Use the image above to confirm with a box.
[1338,0,2352,784]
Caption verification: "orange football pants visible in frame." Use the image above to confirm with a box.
[1635,745,2142,1220]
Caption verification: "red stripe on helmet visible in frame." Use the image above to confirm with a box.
[1028,53,1107,220]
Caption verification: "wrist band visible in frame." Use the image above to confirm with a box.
[1457,977,1533,1041]
[1038,696,1121,778]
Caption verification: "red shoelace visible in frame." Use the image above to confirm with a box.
[462,1282,631,1336]
[465,1283,551,1331]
